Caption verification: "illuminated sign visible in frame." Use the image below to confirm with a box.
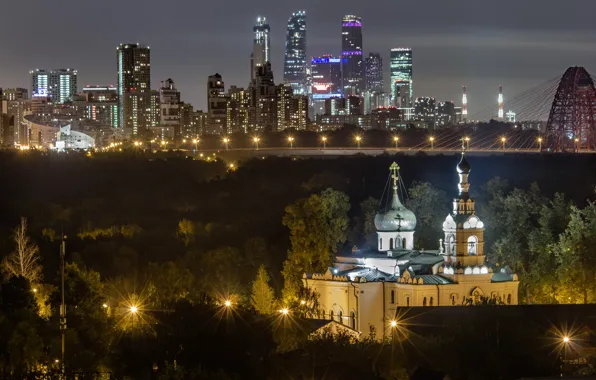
[313,84,330,92]
[312,93,343,100]
[311,57,341,64]
[33,89,48,97]
[342,22,362,27]
[342,51,362,56]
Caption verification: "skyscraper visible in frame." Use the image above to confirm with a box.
[159,79,181,136]
[390,48,413,107]
[310,56,343,115]
[283,11,307,95]
[30,69,77,103]
[365,53,383,92]
[341,15,364,95]
[207,73,228,135]
[82,85,118,128]
[117,43,151,134]
[252,16,271,81]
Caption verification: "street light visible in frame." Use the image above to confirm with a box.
[393,136,399,149]
[192,138,199,153]
[355,135,362,149]
[501,136,506,150]
[561,336,570,377]
[253,137,260,150]
[280,308,289,315]
[287,136,294,149]
[130,305,138,314]
[465,136,471,150]
[321,136,327,149]
[537,137,543,151]
[224,300,232,307]
[222,137,230,150]
[430,136,435,150]
[574,137,579,152]
[390,320,398,328]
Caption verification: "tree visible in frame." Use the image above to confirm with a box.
[282,189,350,299]
[1,217,42,284]
[177,219,196,246]
[360,197,379,247]
[250,265,275,314]
[406,182,449,248]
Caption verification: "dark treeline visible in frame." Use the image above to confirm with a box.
[0,151,595,379]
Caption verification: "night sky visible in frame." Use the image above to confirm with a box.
[1,0,595,116]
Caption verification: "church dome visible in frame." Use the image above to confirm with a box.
[374,203,417,232]
[457,153,471,174]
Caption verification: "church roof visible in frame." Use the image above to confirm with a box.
[374,162,417,232]
[411,274,454,285]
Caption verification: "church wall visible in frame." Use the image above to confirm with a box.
[357,282,385,339]
[306,279,360,329]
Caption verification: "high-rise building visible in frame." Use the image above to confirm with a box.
[414,97,436,128]
[276,84,294,131]
[437,101,456,127]
[82,85,119,128]
[4,88,28,101]
[30,69,77,104]
[283,11,307,95]
[365,53,383,92]
[498,85,504,120]
[390,48,413,107]
[462,86,468,121]
[1,89,31,146]
[117,43,151,135]
[288,95,308,130]
[252,62,277,132]
[159,79,181,136]
[341,15,364,95]
[252,16,271,81]
[207,73,228,135]
[311,56,343,115]
[227,86,249,134]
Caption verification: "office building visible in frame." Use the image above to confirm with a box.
[4,88,28,101]
[252,62,277,132]
[283,11,307,95]
[276,84,294,131]
[311,56,343,115]
[207,73,228,135]
[324,96,362,116]
[365,53,383,92]
[437,101,456,127]
[288,95,308,130]
[370,107,404,130]
[341,15,364,95]
[82,85,119,128]
[30,69,77,104]
[159,79,181,136]
[390,48,413,107]
[414,97,436,128]
[252,16,271,81]
[117,43,151,135]
[363,91,390,114]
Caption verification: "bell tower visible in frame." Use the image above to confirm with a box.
[443,140,486,270]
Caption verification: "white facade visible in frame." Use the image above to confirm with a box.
[305,156,519,340]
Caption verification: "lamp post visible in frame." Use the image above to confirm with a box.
[222,137,230,150]
[321,136,327,149]
[538,137,543,151]
[253,137,260,150]
[465,136,470,150]
[355,135,362,150]
[574,138,579,153]
[288,136,294,149]
[393,136,399,149]
[501,137,506,151]
[561,336,570,377]
[192,138,199,154]
[430,136,435,150]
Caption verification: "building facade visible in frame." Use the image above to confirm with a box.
[305,157,519,340]
[390,48,413,108]
[283,11,307,96]
[117,43,151,135]
[311,56,343,116]
[437,101,456,127]
[82,86,118,128]
[227,86,249,134]
[159,79,181,137]
[30,69,77,104]
[414,96,436,128]
[365,53,383,93]
[207,73,228,135]
[341,15,364,96]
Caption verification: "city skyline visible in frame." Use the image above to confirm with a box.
[1,0,595,114]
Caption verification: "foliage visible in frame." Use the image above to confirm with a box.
[250,265,276,315]
[77,224,142,240]
[1,218,42,284]
[176,218,196,246]
[406,181,449,249]
[281,188,350,300]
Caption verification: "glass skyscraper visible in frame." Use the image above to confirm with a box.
[283,11,307,95]
[390,48,413,107]
[252,16,271,81]
[341,15,364,95]
[365,53,383,92]
[117,43,151,133]
[310,56,343,115]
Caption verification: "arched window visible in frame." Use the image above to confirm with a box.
[329,310,334,321]
[406,296,410,307]
[390,238,394,249]
[338,311,343,324]
[430,297,434,306]
[320,309,325,319]
[467,236,478,255]
[350,311,356,329]
[451,295,456,305]
[402,238,407,249]
[447,234,455,255]
[507,294,512,305]
[423,297,427,307]
[390,290,395,304]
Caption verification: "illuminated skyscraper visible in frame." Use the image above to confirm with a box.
[462,86,468,121]
[390,48,413,107]
[117,43,151,134]
[252,16,271,81]
[341,15,364,95]
[207,73,228,135]
[283,11,307,95]
[310,56,343,115]
[498,85,504,120]
[365,53,383,92]
[30,69,77,104]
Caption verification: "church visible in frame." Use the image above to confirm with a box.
[303,153,519,339]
